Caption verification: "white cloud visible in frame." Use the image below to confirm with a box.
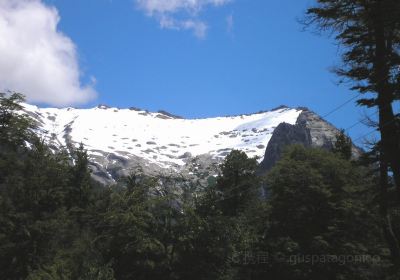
[0,0,97,107]
[160,15,208,38]
[226,13,233,34]
[136,0,231,38]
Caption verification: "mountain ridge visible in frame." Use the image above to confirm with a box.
[21,103,353,185]
[30,103,310,120]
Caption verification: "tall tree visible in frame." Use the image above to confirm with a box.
[305,0,400,198]
[0,92,35,150]
[69,143,92,209]
[333,129,353,160]
[261,145,385,279]
[215,150,260,216]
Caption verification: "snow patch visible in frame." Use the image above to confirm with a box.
[21,104,302,168]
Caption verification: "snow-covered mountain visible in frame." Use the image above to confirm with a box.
[22,103,347,185]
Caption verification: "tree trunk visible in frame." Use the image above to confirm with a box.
[379,158,400,262]
[373,1,400,200]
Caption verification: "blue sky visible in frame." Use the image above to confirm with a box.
[2,0,391,146]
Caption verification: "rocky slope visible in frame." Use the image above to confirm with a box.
[21,103,356,185]
[259,109,362,173]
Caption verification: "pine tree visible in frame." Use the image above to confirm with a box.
[262,145,385,279]
[215,150,260,216]
[305,0,400,200]
[69,143,92,209]
[333,129,353,160]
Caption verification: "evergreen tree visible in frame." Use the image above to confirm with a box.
[333,129,353,160]
[0,92,35,150]
[215,150,260,216]
[69,143,92,209]
[305,0,400,200]
[181,150,265,280]
[0,90,395,279]
[260,145,385,279]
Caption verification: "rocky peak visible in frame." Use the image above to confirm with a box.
[259,109,362,174]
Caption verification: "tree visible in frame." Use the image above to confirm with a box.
[0,137,77,279]
[360,140,400,264]
[305,0,400,200]
[261,145,385,279]
[0,92,35,149]
[180,150,266,279]
[0,92,36,187]
[215,150,261,216]
[333,129,353,160]
[69,143,92,209]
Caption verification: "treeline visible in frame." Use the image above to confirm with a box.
[0,93,399,279]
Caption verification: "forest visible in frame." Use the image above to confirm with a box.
[0,94,397,279]
[1,0,400,279]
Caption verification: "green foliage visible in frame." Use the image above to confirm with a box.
[68,143,92,209]
[333,129,353,160]
[0,92,35,149]
[260,145,386,279]
[305,2,400,257]
[305,0,400,99]
[0,93,395,279]
[0,93,109,279]
[215,150,261,216]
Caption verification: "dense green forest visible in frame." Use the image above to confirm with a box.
[2,0,400,279]
[0,94,399,279]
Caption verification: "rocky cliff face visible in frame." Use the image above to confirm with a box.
[258,121,312,172]
[259,109,362,174]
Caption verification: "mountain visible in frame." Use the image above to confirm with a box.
[21,103,357,185]
[259,109,362,173]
